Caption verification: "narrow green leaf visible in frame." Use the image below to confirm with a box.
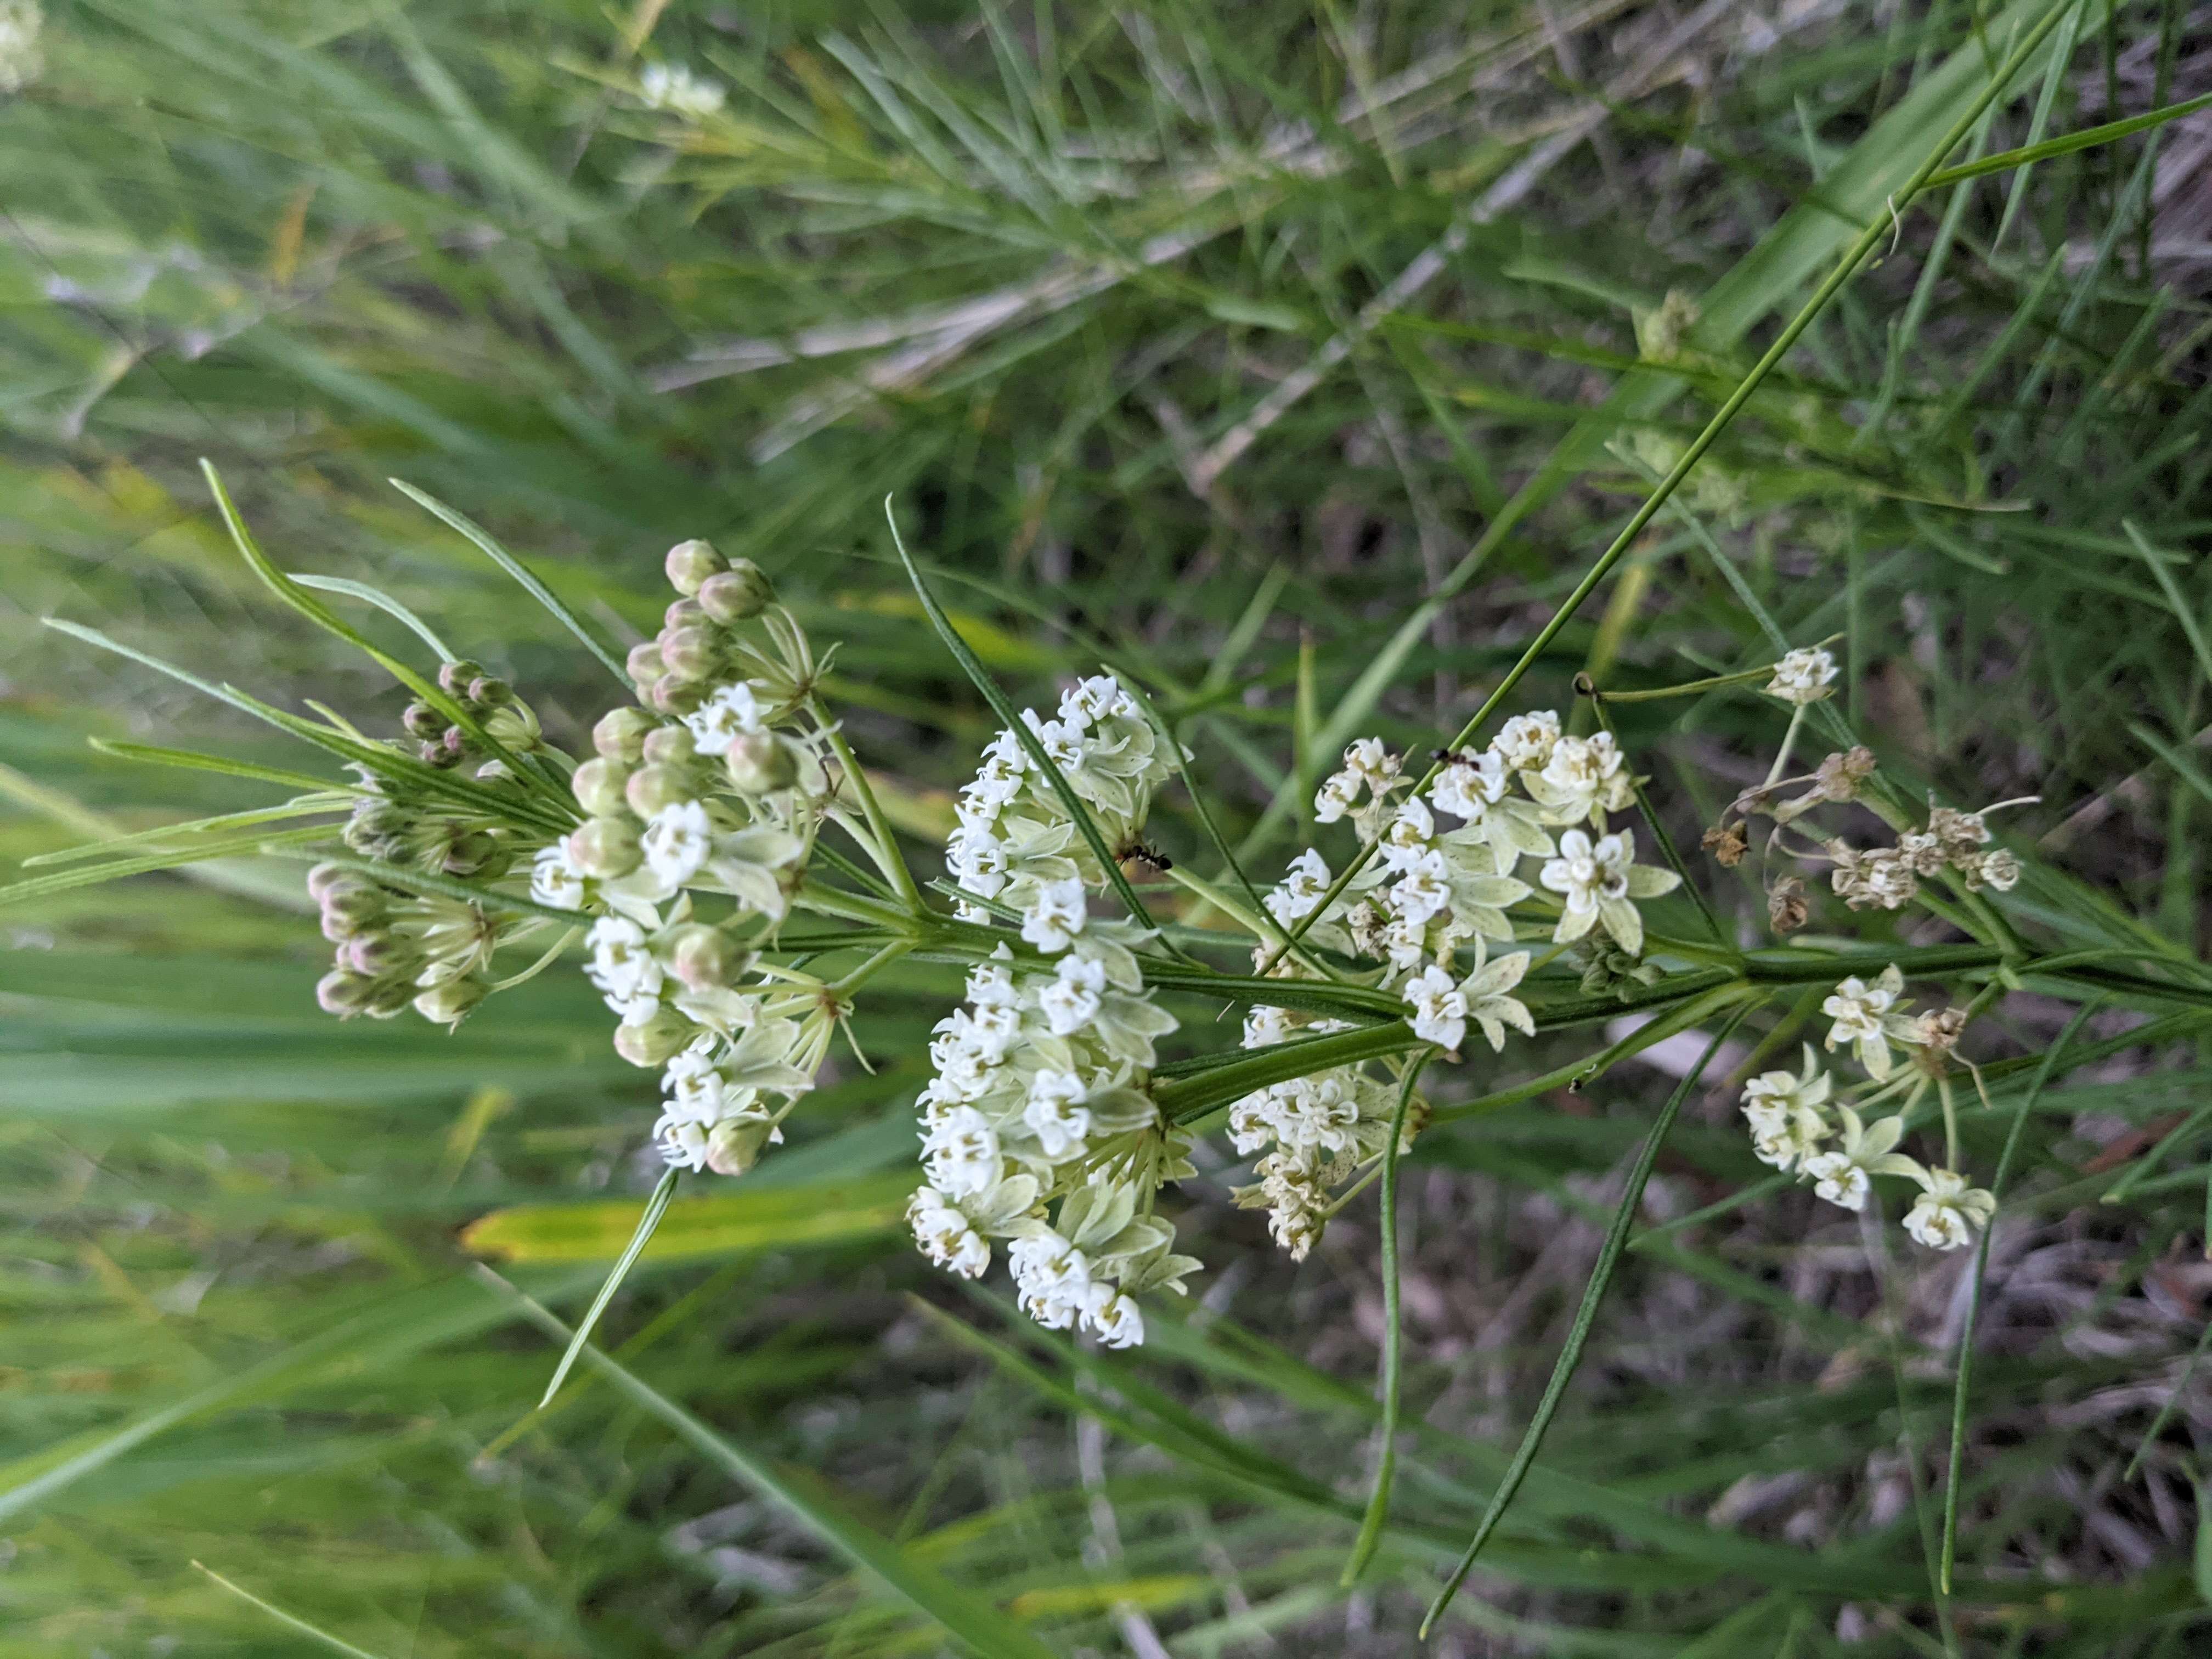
[1423,1006,1754,1635]
[1343,1056,1431,1584]
[0,826,334,909]
[191,1562,393,1659]
[488,1273,1059,1659]
[289,573,459,662]
[389,478,633,689]
[1921,87,2212,189]
[24,798,351,867]
[87,740,342,796]
[538,1167,680,1407]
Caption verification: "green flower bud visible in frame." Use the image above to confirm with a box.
[593,707,656,764]
[668,923,751,993]
[442,830,502,877]
[648,676,703,716]
[318,876,386,934]
[420,738,460,770]
[316,968,376,1018]
[626,640,668,687]
[566,816,642,878]
[614,1006,694,1067]
[402,701,445,740]
[466,675,512,707]
[697,561,773,623]
[414,975,489,1028]
[625,763,693,819]
[664,538,726,596]
[641,724,697,767]
[483,701,541,748]
[659,625,721,684]
[572,757,631,817]
[438,659,487,697]
[724,731,798,794]
[664,597,706,630]
[706,1119,774,1177]
[343,932,421,977]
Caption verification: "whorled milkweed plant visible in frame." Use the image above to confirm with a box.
[28,469,2210,1629]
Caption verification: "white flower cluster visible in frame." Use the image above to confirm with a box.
[1764,646,1839,706]
[907,926,1191,1348]
[532,540,847,1173]
[1227,1003,1402,1260]
[1737,967,1995,1250]
[944,674,1176,924]
[637,61,726,120]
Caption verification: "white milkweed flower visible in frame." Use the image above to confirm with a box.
[1739,1046,1833,1172]
[1060,674,1138,726]
[1378,797,1437,872]
[1765,647,1839,706]
[654,1115,713,1172]
[1009,1232,1092,1329]
[1821,964,1912,1079]
[585,916,663,1018]
[1402,963,1468,1050]
[1799,1106,1921,1211]
[637,61,726,120]
[1524,732,1635,827]
[1538,827,1679,955]
[1037,953,1107,1036]
[923,1105,1003,1200]
[1082,1282,1146,1347]
[1265,848,1333,923]
[946,827,1010,899]
[1903,1167,1995,1250]
[1386,850,1453,928]
[531,842,588,911]
[1493,710,1562,772]
[683,682,765,755]
[661,1040,729,1125]
[909,1186,991,1278]
[1454,939,1535,1053]
[641,799,714,887]
[1023,1069,1093,1158]
[1020,878,1089,953]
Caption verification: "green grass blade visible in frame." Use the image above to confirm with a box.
[1939,998,2102,1590]
[537,1166,679,1407]
[289,574,460,663]
[2123,521,2212,688]
[487,1271,1060,1659]
[191,1561,394,1659]
[883,498,1183,957]
[1921,87,2212,190]
[1422,1005,1755,1634]
[1342,1055,1431,1584]
[87,740,343,795]
[0,826,334,908]
[23,799,351,867]
[389,478,633,689]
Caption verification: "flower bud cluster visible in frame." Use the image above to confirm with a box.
[1736,969,1996,1250]
[311,861,514,1028]
[404,659,543,774]
[944,675,1176,922]
[907,921,1190,1348]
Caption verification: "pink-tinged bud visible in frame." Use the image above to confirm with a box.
[648,675,703,716]
[664,538,727,596]
[316,968,375,1017]
[306,862,347,903]
[641,724,697,767]
[317,876,386,934]
[442,830,501,877]
[669,924,751,993]
[624,763,692,819]
[592,706,656,764]
[402,701,444,740]
[627,640,668,686]
[659,625,720,684]
[664,597,706,630]
[614,1007,693,1066]
[566,816,642,878]
[343,932,420,977]
[724,731,797,794]
[438,658,486,697]
[696,561,772,623]
[413,975,489,1028]
[466,675,512,708]
[572,757,631,817]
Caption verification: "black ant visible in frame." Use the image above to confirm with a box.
[1120,842,1174,873]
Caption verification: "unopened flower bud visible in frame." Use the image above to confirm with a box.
[593,707,656,764]
[414,975,489,1028]
[626,640,668,687]
[697,561,772,623]
[625,763,693,819]
[723,730,797,794]
[572,757,631,816]
[343,932,421,977]
[364,977,417,1019]
[317,876,386,933]
[316,968,376,1017]
[641,724,697,767]
[659,625,721,683]
[664,538,727,596]
[402,701,445,740]
[421,738,460,769]
[648,675,703,716]
[483,701,541,748]
[669,923,751,993]
[442,830,501,877]
[306,862,349,904]
[466,675,512,707]
[664,597,706,630]
[440,727,468,763]
[706,1119,774,1177]
[438,659,487,697]
[566,816,642,878]
[614,1006,694,1067]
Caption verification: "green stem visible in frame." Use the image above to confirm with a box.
[812,697,923,912]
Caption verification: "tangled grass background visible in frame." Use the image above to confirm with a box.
[3,1,2211,1654]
